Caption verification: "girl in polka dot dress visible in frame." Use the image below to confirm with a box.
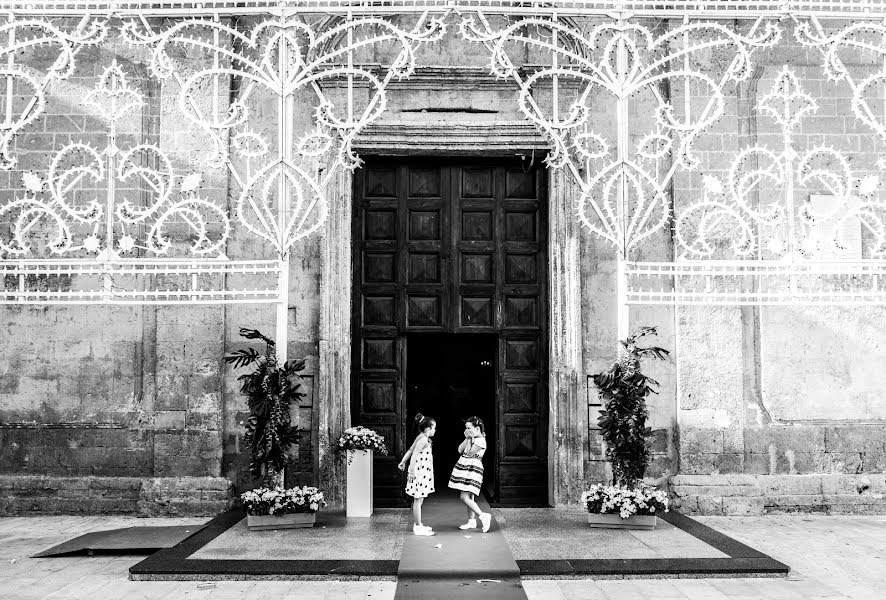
[400,413,436,536]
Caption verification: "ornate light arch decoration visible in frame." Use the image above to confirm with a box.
[118,12,446,258]
[457,3,886,305]
[460,11,782,257]
[0,5,446,304]
[2,2,886,307]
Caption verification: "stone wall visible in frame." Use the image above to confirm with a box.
[659,21,886,514]
[671,474,886,515]
[0,475,231,516]
[1,16,885,514]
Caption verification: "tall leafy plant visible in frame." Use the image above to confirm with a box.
[592,326,669,488]
[224,328,305,486]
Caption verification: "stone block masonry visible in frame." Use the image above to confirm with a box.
[0,475,232,516]
[670,474,886,515]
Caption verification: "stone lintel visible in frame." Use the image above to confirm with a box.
[354,122,548,156]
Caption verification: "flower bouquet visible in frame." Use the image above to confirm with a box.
[240,485,326,530]
[581,483,669,529]
[337,426,389,455]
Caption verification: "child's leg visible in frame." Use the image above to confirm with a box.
[460,491,483,518]
[466,495,475,520]
[412,497,424,526]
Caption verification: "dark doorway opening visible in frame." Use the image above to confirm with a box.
[406,333,497,498]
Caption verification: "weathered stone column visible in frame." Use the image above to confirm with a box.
[548,169,587,506]
[318,168,353,508]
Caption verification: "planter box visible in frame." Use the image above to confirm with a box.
[346,449,373,517]
[587,513,657,530]
[246,512,316,531]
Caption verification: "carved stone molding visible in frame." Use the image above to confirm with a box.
[354,121,548,156]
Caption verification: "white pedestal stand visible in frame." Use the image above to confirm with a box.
[346,449,373,517]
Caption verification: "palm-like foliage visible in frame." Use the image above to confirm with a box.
[592,326,669,488]
[224,328,305,484]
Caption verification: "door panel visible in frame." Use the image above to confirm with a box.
[493,165,547,506]
[354,159,548,506]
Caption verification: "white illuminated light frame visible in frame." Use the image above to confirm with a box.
[2,2,886,345]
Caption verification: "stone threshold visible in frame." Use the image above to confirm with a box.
[129,509,788,581]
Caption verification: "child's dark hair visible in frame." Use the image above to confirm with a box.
[465,416,485,435]
[415,413,435,433]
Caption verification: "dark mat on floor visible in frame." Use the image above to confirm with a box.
[34,525,206,557]
[395,492,526,599]
[395,578,526,600]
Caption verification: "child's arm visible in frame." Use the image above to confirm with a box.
[457,438,470,454]
[408,436,428,477]
[466,436,486,458]
[398,437,419,471]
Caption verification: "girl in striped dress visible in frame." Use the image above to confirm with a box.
[447,416,492,533]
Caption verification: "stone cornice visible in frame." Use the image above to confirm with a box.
[353,121,549,155]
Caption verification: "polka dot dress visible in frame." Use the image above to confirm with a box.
[405,435,435,499]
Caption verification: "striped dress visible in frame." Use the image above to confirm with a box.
[447,436,486,496]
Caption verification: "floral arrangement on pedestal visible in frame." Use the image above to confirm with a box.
[338,426,388,517]
[581,483,669,519]
[240,486,327,516]
[338,426,389,456]
[588,326,670,529]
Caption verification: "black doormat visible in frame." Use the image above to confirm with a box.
[34,525,207,558]
[395,578,527,600]
[129,510,399,580]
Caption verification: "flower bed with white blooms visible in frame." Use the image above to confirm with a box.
[581,483,669,519]
[240,486,326,516]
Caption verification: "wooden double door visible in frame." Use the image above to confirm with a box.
[352,158,549,506]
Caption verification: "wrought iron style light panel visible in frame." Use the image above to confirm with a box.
[1,1,886,306]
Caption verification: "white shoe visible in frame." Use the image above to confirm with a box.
[413,525,435,536]
[479,512,491,533]
[459,519,477,530]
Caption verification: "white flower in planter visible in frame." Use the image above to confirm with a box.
[582,483,669,519]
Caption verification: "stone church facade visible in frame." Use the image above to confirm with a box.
[1,1,885,516]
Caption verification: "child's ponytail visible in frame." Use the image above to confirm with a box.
[415,413,435,433]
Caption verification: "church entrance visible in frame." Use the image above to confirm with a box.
[352,158,549,506]
[405,333,497,497]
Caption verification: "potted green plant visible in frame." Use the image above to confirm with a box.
[588,326,670,529]
[337,426,389,517]
[224,328,304,488]
[241,486,326,530]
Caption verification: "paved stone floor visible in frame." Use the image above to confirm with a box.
[0,514,884,599]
